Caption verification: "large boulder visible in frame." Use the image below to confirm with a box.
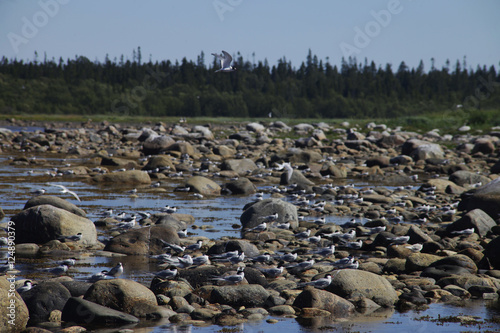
[240,198,298,230]
[209,284,270,308]
[484,235,500,270]
[445,209,496,237]
[104,225,180,255]
[84,279,158,316]
[220,159,259,175]
[142,155,176,171]
[12,205,98,246]
[142,134,176,155]
[449,170,491,187]
[458,178,500,218]
[223,177,257,195]
[0,276,29,332]
[92,170,151,185]
[207,240,260,258]
[326,269,398,307]
[292,287,355,317]
[62,297,139,325]
[21,281,71,325]
[24,195,86,217]
[185,176,221,196]
[402,139,444,161]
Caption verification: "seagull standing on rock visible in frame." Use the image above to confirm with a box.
[212,50,236,73]
[106,262,123,278]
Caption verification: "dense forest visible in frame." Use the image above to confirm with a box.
[0,48,499,119]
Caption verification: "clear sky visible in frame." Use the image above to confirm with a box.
[1,0,499,71]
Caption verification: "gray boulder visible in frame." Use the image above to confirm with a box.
[185,176,221,196]
[21,281,71,325]
[449,170,491,187]
[62,297,139,325]
[12,205,98,246]
[326,269,398,307]
[24,195,86,217]
[246,122,265,132]
[210,284,270,308]
[445,209,496,237]
[84,279,158,316]
[220,159,259,175]
[142,155,176,171]
[142,134,175,155]
[93,170,151,185]
[293,287,355,317]
[223,177,257,195]
[459,178,500,218]
[240,198,298,230]
[402,139,444,161]
[104,225,180,255]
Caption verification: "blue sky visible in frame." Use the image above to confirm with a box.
[1,0,499,71]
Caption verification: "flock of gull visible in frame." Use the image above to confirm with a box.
[4,146,477,294]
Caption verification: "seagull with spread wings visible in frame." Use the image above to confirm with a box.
[49,184,81,201]
[212,50,236,72]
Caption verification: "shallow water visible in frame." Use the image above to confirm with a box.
[1,146,499,332]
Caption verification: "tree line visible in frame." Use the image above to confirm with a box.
[0,49,498,119]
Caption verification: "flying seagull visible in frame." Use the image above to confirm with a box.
[212,50,236,72]
[49,184,81,201]
[276,162,293,182]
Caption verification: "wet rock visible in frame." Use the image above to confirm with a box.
[12,205,98,246]
[268,305,296,316]
[24,195,86,217]
[61,297,139,325]
[223,177,257,195]
[389,155,413,165]
[22,281,71,325]
[445,208,496,237]
[15,243,40,256]
[421,265,473,280]
[449,170,490,187]
[93,170,151,185]
[104,225,180,255]
[0,276,29,332]
[240,198,298,230]
[185,176,221,196]
[326,269,398,307]
[293,287,354,317]
[210,284,270,308]
[84,279,158,316]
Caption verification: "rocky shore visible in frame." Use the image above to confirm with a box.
[1,118,500,332]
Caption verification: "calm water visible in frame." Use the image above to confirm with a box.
[0,147,499,332]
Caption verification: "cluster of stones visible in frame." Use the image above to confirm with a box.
[1,118,500,332]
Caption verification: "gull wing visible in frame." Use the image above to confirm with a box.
[221,50,233,68]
